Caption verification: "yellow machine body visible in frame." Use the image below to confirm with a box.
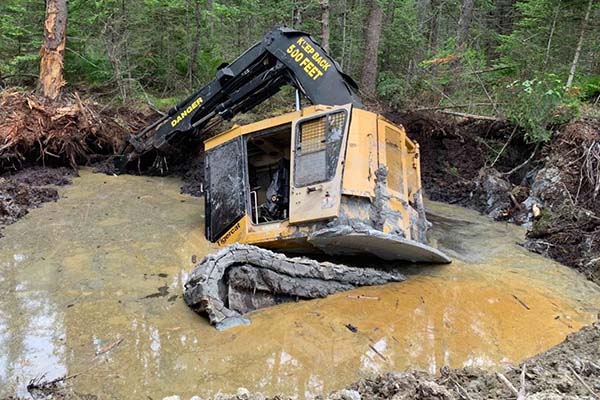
[203,104,450,263]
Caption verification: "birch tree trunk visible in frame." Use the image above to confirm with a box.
[566,0,593,89]
[39,0,67,101]
[320,0,330,53]
[360,0,383,96]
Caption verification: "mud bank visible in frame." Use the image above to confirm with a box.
[0,167,74,237]
[391,111,600,285]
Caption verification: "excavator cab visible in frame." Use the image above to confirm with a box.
[204,104,450,263]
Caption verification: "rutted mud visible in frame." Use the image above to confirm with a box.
[0,167,75,238]
[0,171,599,399]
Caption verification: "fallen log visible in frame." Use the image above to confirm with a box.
[438,110,504,122]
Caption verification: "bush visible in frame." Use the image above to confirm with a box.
[377,71,408,108]
[503,75,580,143]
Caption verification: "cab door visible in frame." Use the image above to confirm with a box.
[205,136,248,241]
[289,105,352,224]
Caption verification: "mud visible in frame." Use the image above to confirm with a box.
[526,119,600,283]
[1,171,599,399]
[390,111,600,285]
[0,167,74,237]
[388,111,532,211]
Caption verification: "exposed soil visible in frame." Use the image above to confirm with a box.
[525,119,600,283]
[389,111,600,285]
[0,167,75,238]
[0,89,138,169]
[387,111,534,213]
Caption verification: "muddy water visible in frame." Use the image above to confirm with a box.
[0,170,599,399]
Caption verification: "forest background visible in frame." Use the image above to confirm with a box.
[1,0,599,142]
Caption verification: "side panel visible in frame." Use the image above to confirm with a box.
[377,118,411,237]
[205,137,248,242]
[289,105,352,224]
[341,109,378,198]
[215,216,248,247]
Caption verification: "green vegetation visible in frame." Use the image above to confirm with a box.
[0,0,598,143]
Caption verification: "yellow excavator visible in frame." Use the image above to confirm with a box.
[117,27,450,329]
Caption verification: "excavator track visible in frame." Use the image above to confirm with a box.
[183,243,405,330]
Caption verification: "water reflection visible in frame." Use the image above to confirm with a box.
[0,170,598,399]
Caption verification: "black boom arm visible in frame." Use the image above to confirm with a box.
[116,27,363,169]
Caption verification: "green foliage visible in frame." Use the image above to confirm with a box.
[578,76,600,100]
[377,71,408,108]
[0,0,597,130]
[503,76,580,143]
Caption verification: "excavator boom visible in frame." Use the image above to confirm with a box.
[116,27,362,169]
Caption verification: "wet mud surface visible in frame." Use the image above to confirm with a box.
[325,320,600,400]
[0,171,599,399]
[0,167,75,238]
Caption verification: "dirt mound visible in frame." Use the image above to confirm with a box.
[388,111,600,285]
[526,119,600,282]
[387,111,532,212]
[0,89,132,169]
[0,167,74,237]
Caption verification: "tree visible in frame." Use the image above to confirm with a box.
[292,0,303,28]
[456,0,475,51]
[320,0,330,53]
[39,0,67,100]
[360,0,383,96]
[566,0,593,88]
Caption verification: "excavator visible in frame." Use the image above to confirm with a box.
[116,27,450,329]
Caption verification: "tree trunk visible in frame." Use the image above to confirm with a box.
[360,0,383,96]
[381,0,396,71]
[188,0,202,89]
[492,0,516,35]
[39,0,67,101]
[427,0,439,52]
[416,0,431,34]
[320,0,330,53]
[566,0,593,89]
[207,0,214,38]
[457,0,475,50]
[341,0,348,68]
[292,0,302,29]
[543,0,561,71]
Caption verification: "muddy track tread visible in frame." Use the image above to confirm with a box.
[183,244,405,329]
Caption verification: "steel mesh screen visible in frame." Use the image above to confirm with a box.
[294,111,347,187]
[298,118,326,154]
